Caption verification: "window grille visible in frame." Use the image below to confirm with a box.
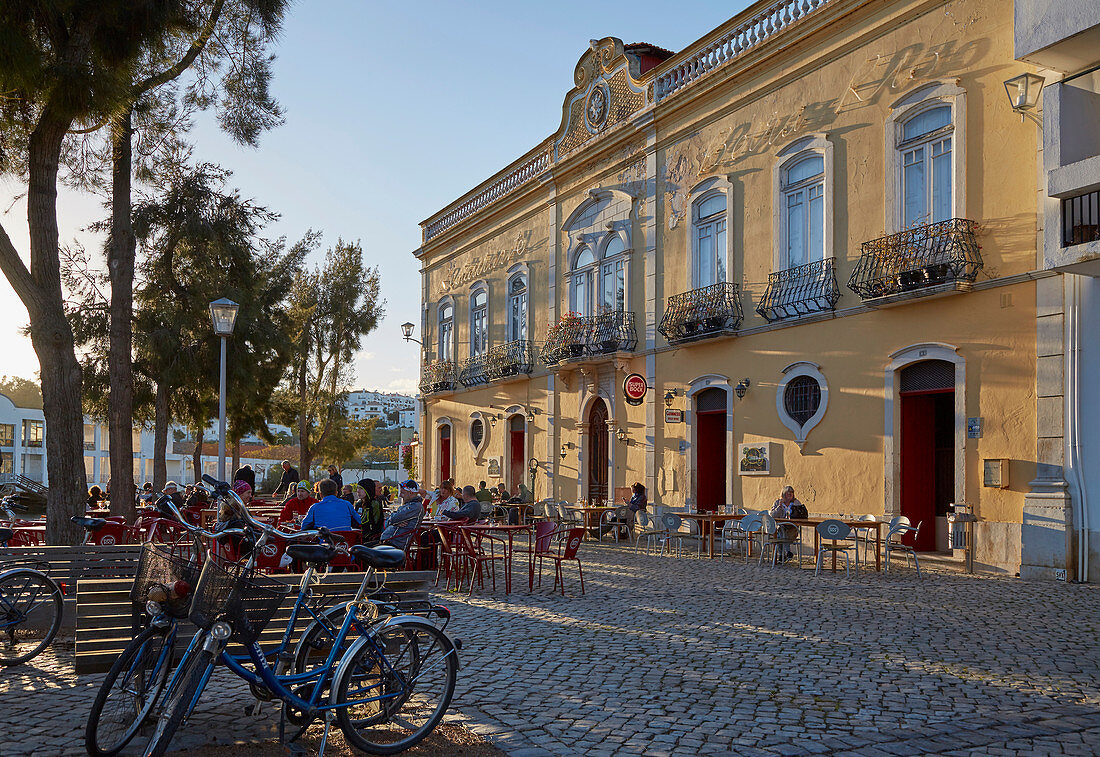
[783,376,821,425]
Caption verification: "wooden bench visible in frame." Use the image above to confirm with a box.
[75,569,434,674]
[0,544,143,588]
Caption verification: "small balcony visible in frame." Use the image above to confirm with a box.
[541,312,638,366]
[458,354,489,388]
[1063,189,1100,247]
[756,259,840,323]
[486,340,536,381]
[848,218,982,302]
[658,282,743,344]
[419,360,457,395]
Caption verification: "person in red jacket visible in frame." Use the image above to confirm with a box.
[279,481,317,524]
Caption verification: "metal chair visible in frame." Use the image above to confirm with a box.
[884,517,923,577]
[633,510,666,555]
[814,519,857,577]
[658,513,702,557]
[719,516,754,559]
[760,512,802,567]
[852,514,879,567]
[602,506,632,543]
[558,502,582,528]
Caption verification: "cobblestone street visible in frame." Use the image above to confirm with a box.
[3,543,1100,755]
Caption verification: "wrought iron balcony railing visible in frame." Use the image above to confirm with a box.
[458,354,490,388]
[486,340,537,381]
[756,259,840,322]
[541,312,638,366]
[848,218,982,300]
[419,360,457,395]
[658,282,743,344]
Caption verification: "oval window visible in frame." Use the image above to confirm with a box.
[783,376,821,426]
[470,419,484,449]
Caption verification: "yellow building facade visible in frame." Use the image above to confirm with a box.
[413,0,1052,573]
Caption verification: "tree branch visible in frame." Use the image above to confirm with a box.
[0,220,39,308]
[135,0,228,96]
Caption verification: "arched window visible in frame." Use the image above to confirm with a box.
[781,154,825,269]
[600,235,627,312]
[437,302,454,362]
[470,288,488,356]
[507,275,528,342]
[899,104,953,227]
[570,245,597,316]
[693,191,727,288]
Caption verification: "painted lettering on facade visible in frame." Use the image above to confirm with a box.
[436,232,538,295]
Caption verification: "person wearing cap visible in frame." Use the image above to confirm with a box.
[233,464,256,495]
[162,481,185,509]
[279,481,317,524]
[375,480,425,553]
[301,478,361,532]
[274,459,300,498]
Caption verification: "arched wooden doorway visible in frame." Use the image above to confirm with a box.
[438,424,452,484]
[899,359,954,552]
[587,398,609,504]
[695,387,727,512]
[508,415,525,493]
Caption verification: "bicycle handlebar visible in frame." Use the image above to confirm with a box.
[157,488,324,544]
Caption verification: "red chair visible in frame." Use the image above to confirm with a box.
[329,530,363,572]
[457,527,505,596]
[434,524,472,591]
[251,534,290,573]
[88,520,130,546]
[532,526,586,596]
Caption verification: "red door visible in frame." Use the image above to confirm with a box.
[509,415,525,492]
[587,399,609,504]
[899,392,945,551]
[439,425,451,484]
[695,388,727,513]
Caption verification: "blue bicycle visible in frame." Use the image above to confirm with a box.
[0,495,63,666]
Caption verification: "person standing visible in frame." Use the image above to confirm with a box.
[327,464,343,491]
[274,460,300,498]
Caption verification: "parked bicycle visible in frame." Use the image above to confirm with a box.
[0,494,64,666]
[139,475,459,756]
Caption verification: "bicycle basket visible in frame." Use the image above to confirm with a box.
[130,543,203,619]
[188,556,291,644]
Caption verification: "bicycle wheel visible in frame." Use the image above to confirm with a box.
[85,625,174,757]
[0,568,63,666]
[142,646,215,757]
[333,620,457,755]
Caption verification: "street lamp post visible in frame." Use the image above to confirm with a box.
[210,298,240,482]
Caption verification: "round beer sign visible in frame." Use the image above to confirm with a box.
[623,373,648,406]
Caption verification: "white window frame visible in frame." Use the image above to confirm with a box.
[691,190,728,289]
[772,134,834,273]
[598,232,629,313]
[776,361,829,450]
[569,244,598,316]
[885,82,966,233]
[469,282,489,357]
[506,269,529,343]
[436,296,455,362]
[562,188,635,319]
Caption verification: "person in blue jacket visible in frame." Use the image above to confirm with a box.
[302,478,361,532]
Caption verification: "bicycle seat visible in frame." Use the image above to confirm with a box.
[0,528,11,544]
[71,516,107,531]
[350,544,405,569]
[286,543,337,565]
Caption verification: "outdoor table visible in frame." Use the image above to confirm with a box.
[787,518,884,572]
[670,512,744,558]
[461,523,532,594]
[572,506,615,538]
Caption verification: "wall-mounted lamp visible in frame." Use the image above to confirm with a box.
[525,406,539,423]
[735,378,751,399]
[559,441,574,460]
[399,321,422,344]
[411,430,420,444]
[1004,72,1044,116]
[616,427,628,443]
[488,414,499,428]
[664,390,675,408]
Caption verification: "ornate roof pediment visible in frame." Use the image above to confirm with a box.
[553,37,652,162]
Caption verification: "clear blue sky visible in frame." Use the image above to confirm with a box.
[0,0,749,395]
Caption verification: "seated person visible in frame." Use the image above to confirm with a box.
[441,486,482,522]
[475,480,493,504]
[301,478,361,532]
[495,482,511,502]
[86,485,105,511]
[425,481,458,517]
[376,480,425,552]
[280,481,317,523]
[162,480,186,509]
[769,485,804,561]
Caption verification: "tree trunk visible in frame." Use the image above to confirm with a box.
[192,428,204,483]
[107,110,137,521]
[25,110,86,545]
[152,380,169,489]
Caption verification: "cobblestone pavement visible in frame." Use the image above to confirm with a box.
[3,543,1100,755]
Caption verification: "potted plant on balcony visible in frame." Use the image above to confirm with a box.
[548,312,586,361]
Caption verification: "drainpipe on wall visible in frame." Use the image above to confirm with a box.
[1066,274,1090,582]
